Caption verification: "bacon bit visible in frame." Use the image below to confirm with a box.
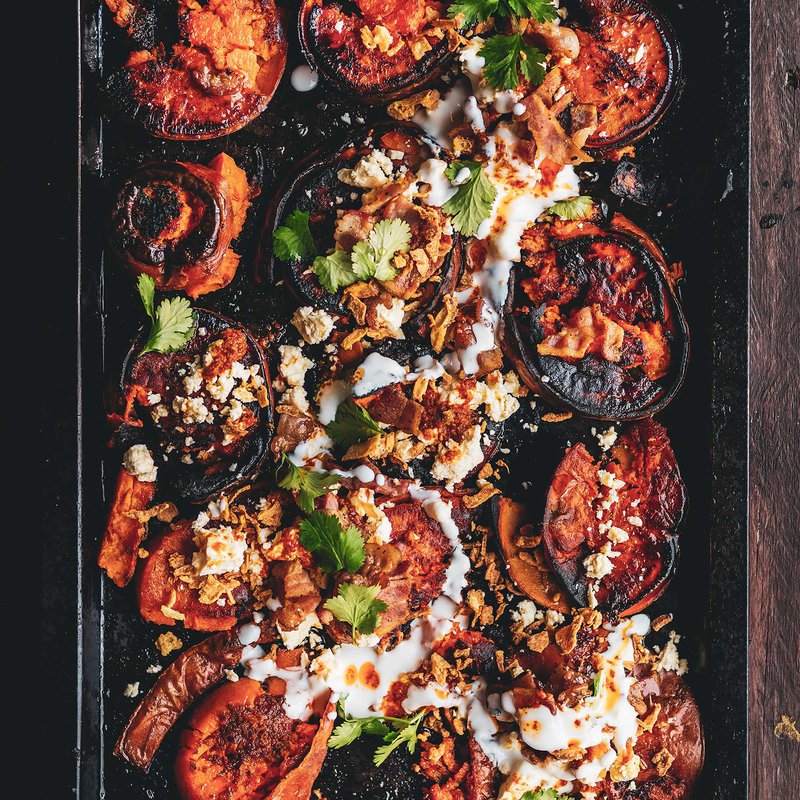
[555,617,583,654]
[387,89,440,120]
[155,631,183,657]
[639,703,662,733]
[651,613,673,632]
[124,501,179,524]
[464,485,500,508]
[541,411,573,423]
[652,748,675,777]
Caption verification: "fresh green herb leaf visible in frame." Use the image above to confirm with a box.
[276,456,340,514]
[443,161,497,237]
[312,250,358,293]
[137,275,195,356]
[592,671,602,696]
[324,583,387,638]
[274,210,317,262]
[373,711,425,766]
[546,196,595,221]
[298,511,366,574]
[330,702,425,767]
[137,274,156,321]
[326,398,384,448]
[479,33,547,91]
[351,218,412,282]
[449,0,557,25]
[520,790,563,800]
[502,0,558,23]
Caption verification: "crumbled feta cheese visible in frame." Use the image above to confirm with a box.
[337,149,394,188]
[584,551,615,580]
[431,425,484,488]
[278,613,320,649]
[146,392,161,405]
[173,395,213,425]
[594,426,618,451]
[654,631,689,675]
[224,669,240,682]
[607,525,630,543]
[278,344,314,387]
[123,682,140,698]
[373,297,406,334]
[627,515,643,527]
[472,371,522,421]
[512,600,543,627]
[192,525,247,576]
[349,488,393,544]
[145,664,162,674]
[281,385,310,413]
[545,610,565,627]
[291,306,335,344]
[123,444,158,482]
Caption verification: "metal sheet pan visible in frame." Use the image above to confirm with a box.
[70,1,750,797]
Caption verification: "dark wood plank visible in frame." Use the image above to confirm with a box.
[749,0,800,795]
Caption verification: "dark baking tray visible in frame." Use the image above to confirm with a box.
[69,0,750,797]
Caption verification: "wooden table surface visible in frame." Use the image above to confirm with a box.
[749,0,800,795]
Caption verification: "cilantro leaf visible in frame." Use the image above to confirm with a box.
[137,275,195,356]
[324,583,387,637]
[312,250,358,293]
[137,273,155,321]
[479,33,547,92]
[326,398,384,448]
[592,670,602,696]
[546,196,595,221]
[503,0,559,23]
[448,0,556,25]
[520,791,565,800]
[299,511,366,573]
[351,219,411,282]
[373,711,425,766]
[443,161,497,237]
[329,702,425,767]
[276,456,340,514]
[274,210,317,262]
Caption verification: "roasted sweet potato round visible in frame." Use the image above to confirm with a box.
[261,122,462,324]
[562,0,681,149]
[501,213,689,420]
[174,678,330,800]
[110,154,251,298]
[298,0,457,103]
[120,309,273,503]
[106,0,287,139]
[541,419,686,614]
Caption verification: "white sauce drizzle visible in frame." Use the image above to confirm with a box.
[290,65,319,92]
[352,352,408,396]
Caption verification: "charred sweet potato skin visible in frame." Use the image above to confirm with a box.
[299,0,454,102]
[502,214,689,420]
[137,519,253,630]
[106,0,287,139]
[175,679,321,800]
[563,0,680,149]
[542,419,685,614]
[98,467,156,587]
[111,155,250,297]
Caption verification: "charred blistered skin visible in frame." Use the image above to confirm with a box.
[111,154,252,297]
[542,419,686,615]
[298,0,459,103]
[562,0,681,150]
[105,0,288,139]
[119,310,274,503]
[502,213,689,420]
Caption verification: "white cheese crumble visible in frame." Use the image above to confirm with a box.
[431,424,485,488]
[278,344,314,387]
[337,149,394,188]
[291,306,335,344]
[123,444,158,482]
[192,525,247,576]
[123,682,140,698]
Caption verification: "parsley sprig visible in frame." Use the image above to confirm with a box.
[311,219,412,293]
[520,790,567,800]
[136,274,195,356]
[326,398,384,448]
[450,0,553,91]
[273,210,317,262]
[276,456,339,514]
[329,698,425,767]
[443,161,497,236]
[324,583,387,637]
[299,511,366,573]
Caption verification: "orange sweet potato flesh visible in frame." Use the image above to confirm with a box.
[115,628,246,769]
[137,519,253,631]
[174,679,334,800]
[493,497,572,613]
[108,0,287,139]
[98,467,156,587]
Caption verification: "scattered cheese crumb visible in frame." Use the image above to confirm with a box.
[123,682,140,698]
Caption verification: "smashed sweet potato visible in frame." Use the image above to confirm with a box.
[98,467,156,587]
[106,0,287,139]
